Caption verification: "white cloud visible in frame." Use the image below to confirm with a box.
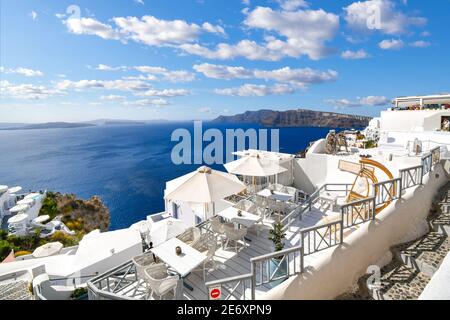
[215,84,295,97]
[95,64,127,71]
[181,6,339,61]
[378,39,404,50]
[134,66,195,82]
[341,49,369,59]
[136,88,190,97]
[0,80,60,100]
[100,94,127,101]
[1,67,44,77]
[65,17,122,40]
[193,63,337,88]
[63,14,225,47]
[55,79,152,92]
[276,0,309,11]
[134,0,145,5]
[325,95,389,108]
[198,107,213,113]
[344,0,426,35]
[410,40,431,48]
[30,11,38,21]
[123,98,169,107]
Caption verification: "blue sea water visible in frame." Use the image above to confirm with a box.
[0,122,340,230]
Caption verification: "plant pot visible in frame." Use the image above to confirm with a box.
[268,257,288,288]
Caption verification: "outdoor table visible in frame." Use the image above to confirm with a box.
[257,188,294,202]
[318,192,338,211]
[151,237,207,299]
[217,206,261,228]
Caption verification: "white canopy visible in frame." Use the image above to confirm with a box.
[165,166,246,203]
[17,198,35,206]
[32,215,50,224]
[148,217,187,247]
[24,192,41,199]
[32,242,63,258]
[9,204,30,214]
[224,154,287,177]
[24,193,41,200]
[8,186,22,194]
[8,213,29,224]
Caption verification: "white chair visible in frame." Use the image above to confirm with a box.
[192,234,217,280]
[144,263,178,300]
[210,216,233,247]
[223,225,248,253]
[176,227,201,246]
[132,253,157,285]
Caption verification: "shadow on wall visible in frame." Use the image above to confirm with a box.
[293,160,317,194]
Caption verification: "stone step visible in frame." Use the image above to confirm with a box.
[370,260,430,300]
[430,212,450,235]
[0,281,33,300]
[393,232,450,277]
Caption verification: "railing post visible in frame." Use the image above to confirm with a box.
[420,165,423,185]
[340,209,344,242]
[300,245,304,273]
[398,178,402,199]
[250,262,256,300]
[372,197,376,220]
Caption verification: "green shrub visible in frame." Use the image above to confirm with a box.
[70,287,88,299]
[0,240,14,261]
[15,250,32,257]
[39,193,58,219]
[49,231,78,247]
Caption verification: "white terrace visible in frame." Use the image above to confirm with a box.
[86,144,442,300]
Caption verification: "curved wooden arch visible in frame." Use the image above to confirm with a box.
[346,158,395,214]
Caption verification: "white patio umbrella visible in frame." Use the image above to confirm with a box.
[148,218,187,247]
[24,193,41,200]
[8,186,22,194]
[32,242,63,258]
[32,215,51,225]
[17,198,35,206]
[224,154,287,177]
[165,166,246,203]
[164,166,246,220]
[7,213,29,224]
[9,204,30,214]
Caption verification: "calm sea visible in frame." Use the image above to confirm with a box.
[0,122,340,230]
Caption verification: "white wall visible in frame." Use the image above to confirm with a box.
[380,110,450,132]
[262,163,448,300]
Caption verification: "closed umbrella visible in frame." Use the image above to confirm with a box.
[32,242,63,258]
[149,218,187,247]
[130,220,153,239]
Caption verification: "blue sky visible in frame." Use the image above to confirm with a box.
[0,0,449,123]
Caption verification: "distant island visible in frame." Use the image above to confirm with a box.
[0,122,96,130]
[0,119,168,131]
[212,109,372,128]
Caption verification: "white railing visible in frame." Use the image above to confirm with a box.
[341,197,376,229]
[300,220,342,256]
[250,245,303,287]
[400,165,423,189]
[205,274,254,301]
[373,178,402,208]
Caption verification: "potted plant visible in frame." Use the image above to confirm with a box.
[268,222,287,287]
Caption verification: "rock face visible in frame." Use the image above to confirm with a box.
[212,109,371,128]
[52,193,110,233]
